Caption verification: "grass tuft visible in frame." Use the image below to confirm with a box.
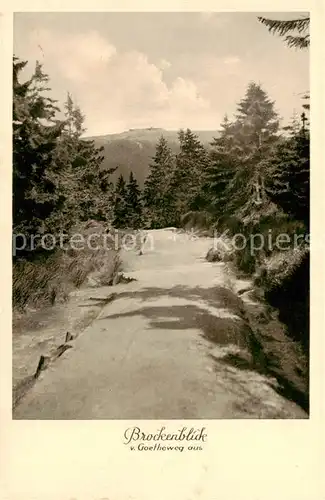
[13,221,120,314]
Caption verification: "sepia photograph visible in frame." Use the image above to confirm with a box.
[12,11,310,420]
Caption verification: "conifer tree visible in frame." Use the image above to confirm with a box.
[203,115,238,216]
[143,135,175,228]
[210,115,235,152]
[113,174,128,228]
[228,82,280,219]
[265,115,309,228]
[13,57,64,240]
[234,82,279,158]
[50,93,116,229]
[170,128,210,218]
[282,110,302,137]
[202,84,280,225]
[125,171,143,229]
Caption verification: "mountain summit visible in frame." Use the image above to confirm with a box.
[87,128,219,186]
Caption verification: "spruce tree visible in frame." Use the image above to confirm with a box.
[282,110,302,137]
[143,135,175,228]
[234,82,279,158]
[202,84,280,226]
[170,128,210,219]
[125,171,143,229]
[228,82,280,219]
[203,115,238,216]
[265,116,309,228]
[50,93,116,229]
[113,174,127,228]
[210,115,236,152]
[13,57,64,241]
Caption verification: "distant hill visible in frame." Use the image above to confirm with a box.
[86,128,219,187]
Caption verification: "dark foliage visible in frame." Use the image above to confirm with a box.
[258,16,310,49]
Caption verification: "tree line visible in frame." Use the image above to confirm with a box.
[13,57,118,256]
[13,14,309,259]
[14,57,309,254]
[114,14,310,254]
[121,82,309,241]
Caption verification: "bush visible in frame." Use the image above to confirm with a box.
[215,215,244,235]
[233,245,257,274]
[262,250,309,351]
[206,248,222,262]
[12,221,120,312]
[180,210,213,231]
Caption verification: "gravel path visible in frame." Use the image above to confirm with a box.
[13,229,306,419]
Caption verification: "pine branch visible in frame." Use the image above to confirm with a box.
[285,34,310,49]
[258,16,309,35]
[258,16,310,49]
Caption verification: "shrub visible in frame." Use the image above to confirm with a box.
[180,210,213,231]
[12,221,120,312]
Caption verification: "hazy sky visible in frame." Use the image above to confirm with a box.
[14,12,309,136]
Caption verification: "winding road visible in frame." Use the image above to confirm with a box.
[13,229,306,419]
